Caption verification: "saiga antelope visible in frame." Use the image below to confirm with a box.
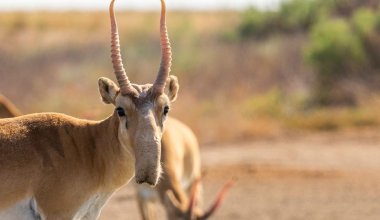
[0,0,177,219]
[136,118,235,220]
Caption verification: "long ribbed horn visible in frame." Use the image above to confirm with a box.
[109,0,138,97]
[198,179,236,220]
[152,0,172,95]
[188,178,201,218]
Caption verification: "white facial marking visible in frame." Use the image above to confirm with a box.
[73,193,113,220]
[0,198,43,220]
[115,95,136,112]
[136,184,158,200]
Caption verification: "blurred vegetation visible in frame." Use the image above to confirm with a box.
[306,18,367,76]
[305,18,368,105]
[238,0,335,38]
[2,1,380,144]
[352,8,380,37]
[239,0,380,106]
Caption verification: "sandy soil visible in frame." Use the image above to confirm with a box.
[100,131,380,220]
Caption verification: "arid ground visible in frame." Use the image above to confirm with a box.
[99,130,380,220]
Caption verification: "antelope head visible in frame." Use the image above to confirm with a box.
[98,0,178,186]
[164,179,236,220]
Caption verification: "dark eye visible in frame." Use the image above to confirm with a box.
[116,107,126,117]
[163,106,170,116]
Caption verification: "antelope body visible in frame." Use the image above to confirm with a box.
[0,0,177,219]
[0,112,133,219]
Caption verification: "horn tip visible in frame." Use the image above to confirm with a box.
[110,0,115,8]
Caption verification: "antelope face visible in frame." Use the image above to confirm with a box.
[98,76,179,186]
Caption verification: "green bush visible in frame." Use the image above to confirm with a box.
[238,0,337,38]
[305,18,367,105]
[238,7,274,38]
[351,8,380,67]
[352,8,380,37]
[278,0,320,30]
[332,0,380,17]
[305,18,367,75]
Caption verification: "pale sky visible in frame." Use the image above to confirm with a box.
[0,0,284,11]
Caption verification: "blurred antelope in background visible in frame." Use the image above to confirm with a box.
[136,117,235,220]
[0,0,178,219]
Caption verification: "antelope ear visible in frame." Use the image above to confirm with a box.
[98,77,119,105]
[165,75,179,102]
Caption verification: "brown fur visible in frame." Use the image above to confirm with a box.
[0,112,132,217]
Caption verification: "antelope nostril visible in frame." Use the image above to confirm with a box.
[136,174,149,184]
[136,177,146,184]
[147,181,156,186]
[136,174,158,186]
[147,174,159,186]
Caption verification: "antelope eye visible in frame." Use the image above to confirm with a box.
[116,107,126,117]
[163,106,170,116]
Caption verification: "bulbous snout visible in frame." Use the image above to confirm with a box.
[133,110,163,186]
[135,166,161,186]
[134,140,162,186]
